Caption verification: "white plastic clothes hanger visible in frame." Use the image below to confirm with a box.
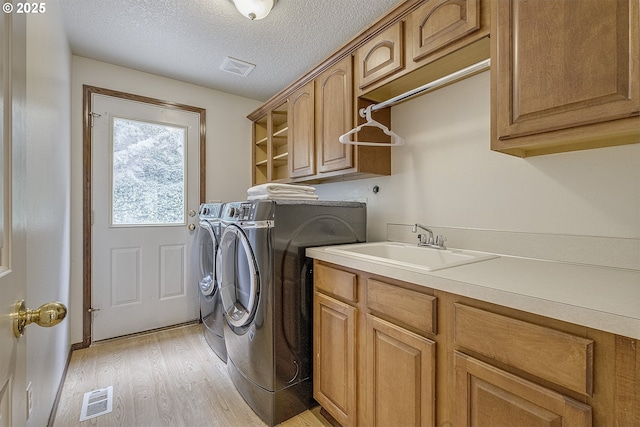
[338,105,405,147]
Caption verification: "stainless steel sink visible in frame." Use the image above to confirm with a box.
[324,241,498,272]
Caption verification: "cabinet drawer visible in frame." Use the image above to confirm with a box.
[454,304,593,396]
[367,279,436,335]
[315,263,357,303]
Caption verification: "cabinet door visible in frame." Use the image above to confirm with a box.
[316,56,354,173]
[354,21,404,92]
[454,352,592,427]
[493,0,639,145]
[288,81,315,178]
[408,0,481,63]
[314,292,357,427]
[366,315,436,427]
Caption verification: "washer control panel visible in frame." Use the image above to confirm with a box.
[221,201,276,222]
[223,201,255,221]
[231,203,252,220]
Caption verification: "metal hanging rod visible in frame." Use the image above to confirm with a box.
[369,58,491,112]
[339,58,491,147]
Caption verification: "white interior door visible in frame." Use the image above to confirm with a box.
[0,9,27,426]
[91,94,201,341]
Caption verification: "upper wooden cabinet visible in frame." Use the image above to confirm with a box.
[288,81,315,179]
[315,56,354,173]
[355,0,490,100]
[491,0,640,156]
[408,0,482,63]
[250,55,392,185]
[354,21,405,93]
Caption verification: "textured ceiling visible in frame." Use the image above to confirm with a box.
[59,0,403,102]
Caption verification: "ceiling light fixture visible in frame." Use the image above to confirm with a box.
[232,0,276,21]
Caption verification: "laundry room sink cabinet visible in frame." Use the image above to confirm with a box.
[313,264,358,427]
[313,262,437,427]
[311,260,640,427]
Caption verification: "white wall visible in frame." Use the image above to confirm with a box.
[316,72,640,266]
[25,1,72,425]
[69,57,261,343]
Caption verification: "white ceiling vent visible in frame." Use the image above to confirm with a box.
[220,57,256,77]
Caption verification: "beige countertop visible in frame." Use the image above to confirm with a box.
[306,244,640,340]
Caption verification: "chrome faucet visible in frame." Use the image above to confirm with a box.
[412,223,446,249]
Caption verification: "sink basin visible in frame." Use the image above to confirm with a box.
[324,241,498,272]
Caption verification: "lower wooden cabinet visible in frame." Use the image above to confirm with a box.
[313,292,357,427]
[314,261,437,427]
[454,352,592,427]
[312,260,640,427]
[366,315,435,427]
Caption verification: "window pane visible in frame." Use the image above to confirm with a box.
[112,118,185,225]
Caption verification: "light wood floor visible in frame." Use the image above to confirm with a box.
[53,324,332,427]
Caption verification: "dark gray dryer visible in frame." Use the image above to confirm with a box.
[217,200,366,426]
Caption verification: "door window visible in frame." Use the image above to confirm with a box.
[111,117,186,226]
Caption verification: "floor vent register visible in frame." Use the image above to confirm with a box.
[79,386,113,422]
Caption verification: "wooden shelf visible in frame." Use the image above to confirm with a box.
[252,101,289,185]
[272,136,287,147]
[273,152,288,167]
[273,126,288,139]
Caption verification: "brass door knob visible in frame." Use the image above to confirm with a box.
[13,300,67,337]
[188,223,196,231]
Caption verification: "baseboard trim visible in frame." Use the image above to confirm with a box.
[47,342,84,427]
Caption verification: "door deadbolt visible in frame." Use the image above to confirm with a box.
[13,300,67,337]
[188,209,197,217]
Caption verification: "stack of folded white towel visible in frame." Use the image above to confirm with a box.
[247,183,319,201]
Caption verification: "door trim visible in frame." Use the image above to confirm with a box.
[82,85,206,347]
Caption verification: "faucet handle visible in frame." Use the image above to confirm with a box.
[435,235,446,248]
[417,233,426,245]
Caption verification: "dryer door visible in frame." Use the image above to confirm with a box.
[218,224,259,328]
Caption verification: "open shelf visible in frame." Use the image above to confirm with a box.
[251,101,290,185]
[273,152,288,168]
